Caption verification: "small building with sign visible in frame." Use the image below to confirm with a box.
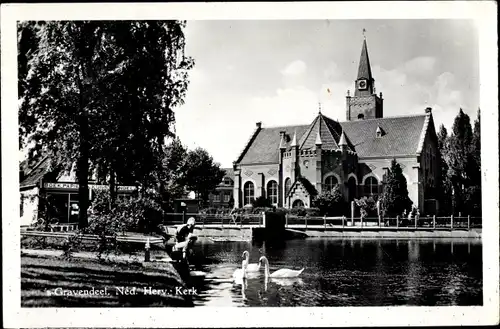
[20,157,137,227]
[207,168,235,210]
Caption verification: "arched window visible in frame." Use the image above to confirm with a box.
[358,113,365,120]
[243,181,254,206]
[267,180,278,205]
[324,175,338,192]
[284,178,291,197]
[292,199,304,208]
[364,176,379,196]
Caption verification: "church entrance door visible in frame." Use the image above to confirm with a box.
[292,199,304,208]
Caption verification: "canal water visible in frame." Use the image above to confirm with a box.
[182,238,482,307]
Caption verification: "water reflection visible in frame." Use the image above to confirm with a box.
[185,238,482,307]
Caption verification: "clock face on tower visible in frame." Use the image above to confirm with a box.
[357,79,368,90]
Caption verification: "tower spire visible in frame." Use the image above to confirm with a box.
[357,34,373,81]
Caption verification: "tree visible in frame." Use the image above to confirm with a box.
[436,124,453,214]
[379,159,413,217]
[470,109,481,182]
[465,109,481,215]
[18,21,194,228]
[181,148,225,202]
[447,109,474,214]
[160,138,189,210]
[313,185,345,216]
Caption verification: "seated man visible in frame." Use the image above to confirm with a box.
[172,217,197,261]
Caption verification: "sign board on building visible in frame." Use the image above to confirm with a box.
[44,183,137,192]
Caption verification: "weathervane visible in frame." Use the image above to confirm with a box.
[318,101,322,114]
[363,28,366,39]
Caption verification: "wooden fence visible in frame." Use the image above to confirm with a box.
[163,212,482,231]
[162,212,263,227]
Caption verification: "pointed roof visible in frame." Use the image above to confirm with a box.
[290,131,298,147]
[340,114,427,157]
[20,156,50,189]
[235,114,430,164]
[315,131,322,145]
[237,125,309,165]
[298,113,347,151]
[339,131,347,146]
[357,38,373,80]
[279,133,287,149]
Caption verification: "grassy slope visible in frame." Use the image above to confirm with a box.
[21,255,193,307]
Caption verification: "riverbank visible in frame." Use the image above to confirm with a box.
[21,249,191,307]
[162,225,482,240]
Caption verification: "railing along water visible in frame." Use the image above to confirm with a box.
[161,212,481,231]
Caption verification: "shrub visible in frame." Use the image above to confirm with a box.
[289,206,307,217]
[253,206,276,214]
[354,196,378,219]
[89,190,164,234]
[252,196,273,208]
[305,207,321,217]
[313,186,346,216]
[200,207,218,215]
[61,233,84,259]
[86,190,164,259]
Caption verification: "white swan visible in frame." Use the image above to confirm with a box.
[232,260,247,281]
[259,256,304,278]
[242,251,261,272]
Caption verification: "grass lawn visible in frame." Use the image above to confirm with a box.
[21,255,193,307]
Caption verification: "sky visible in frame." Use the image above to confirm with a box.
[174,19,479,168]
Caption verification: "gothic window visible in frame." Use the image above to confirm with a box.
[267,180,278,205]
[324,175,338,192]
[284,178,291,197]
[364,176,379,196]
[243,181,254,206]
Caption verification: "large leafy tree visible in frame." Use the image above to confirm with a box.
[18,21,194,228]
[447,109,474,214]
[436,124,452,214]
[181,148,225,202]
[465,109,481,215]
[379,159,413,217]
[160,138,189,210]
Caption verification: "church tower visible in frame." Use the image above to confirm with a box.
[346,34,384,121]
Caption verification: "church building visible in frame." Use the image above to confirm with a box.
[232,38,440,214]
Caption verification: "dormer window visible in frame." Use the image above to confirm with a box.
[376,126,385,138]
[223,177,233,186]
